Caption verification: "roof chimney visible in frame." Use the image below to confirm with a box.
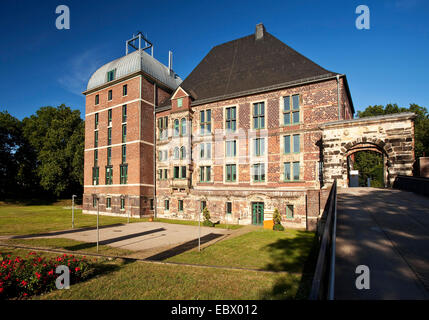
[255,23,265,40]
[168,50,173,75]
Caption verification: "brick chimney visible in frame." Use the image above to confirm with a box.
[255,23,265,40]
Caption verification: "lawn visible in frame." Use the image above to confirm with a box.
[153,217,243,230]
[0,203,140,236]
[167,229,316,273]
[2,238,133,257]
[36,257,298,300]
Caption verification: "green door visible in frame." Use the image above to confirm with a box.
[252,202,264,226]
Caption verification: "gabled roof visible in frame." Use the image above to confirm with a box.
[177,27,339,105]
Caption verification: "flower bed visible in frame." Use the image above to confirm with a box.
[0,251,95,299]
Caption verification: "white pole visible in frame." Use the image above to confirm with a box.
[96,197,99,253]
[72,195,76,229]
[198,211,201,252]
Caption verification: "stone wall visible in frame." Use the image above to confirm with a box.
[320,113,416,188]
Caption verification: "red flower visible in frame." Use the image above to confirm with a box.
[21,280,27,286]
[23,293,28,297]
[0,288,3,294]
[75,267,80,272]
[48,270,54,276]
[35,272,41,279]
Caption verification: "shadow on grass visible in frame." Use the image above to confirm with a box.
[260,231,320,300]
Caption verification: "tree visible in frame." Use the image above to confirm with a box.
[202,206,214,227]
[353,151,384,187]
[21,105,84,197]
[272,208,285,231]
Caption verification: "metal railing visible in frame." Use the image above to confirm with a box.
[309,179,338,300]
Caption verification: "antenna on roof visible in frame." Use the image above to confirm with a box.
[125,31,153,56]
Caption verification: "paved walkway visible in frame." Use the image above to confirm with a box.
[335,187,429,300]
[3,222,232,260]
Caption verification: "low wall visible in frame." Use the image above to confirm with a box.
[393,175,429,197]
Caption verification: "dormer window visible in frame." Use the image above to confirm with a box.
[177,98,183,107]
[107,69,116,82]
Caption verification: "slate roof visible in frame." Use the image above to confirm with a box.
[160,26,342,108]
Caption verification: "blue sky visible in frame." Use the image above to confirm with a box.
[0,0,428,120]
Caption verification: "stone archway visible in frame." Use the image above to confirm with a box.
[320,113,415,188]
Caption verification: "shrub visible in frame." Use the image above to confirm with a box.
[0,251,95,299]
[202,207,214,227]
[272,208,285,231]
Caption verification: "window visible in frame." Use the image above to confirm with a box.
[95,95,99,105]
[108,127,112,145]
[92,196,97,208]
[200,143,211,159]
[120,198,125,210]
[95,113,99,129]
[226,140,236,157]
[164,199,170,211]
[108,90,112,101]
[174,147,179,159]
[252,163,265,182]
[174,166,180,179]
[122,124,127,143]
[158,116,168,140]
[200,110,211,135]
[107,70,115,82]
[200,166,211,182]
[106,198,111,209]
[283,95,300,125]
[122,105,127,123]
[92,167,99,185]
[180,146,186,159]
[284,162,300,181]
[226,202,232,214]
[180,118,186,136]
[293,162,300,181]
[108,109,112,126]
[150,199,154,210]
[158,169,163,180]
[121,144,126,163]
[122,84,127,96]
[164,169,168,179]
[94,150,98,166]
[226,107,237,131]
[200,201,207,212]
[120,164,128,184]
[174,119,180,136]
[105,166,113,184]
[254,138,265,156]
[293,134,300,153]
[284,135,291,154]
[178,200,184,212]
[253,102,265,129]
[177,98,183,107]
[107,147,112,165]
[284,134,300,154]
[181,166,186,179]
[286,205,294,219]
[226,164,237,182]
[94,131,98,147]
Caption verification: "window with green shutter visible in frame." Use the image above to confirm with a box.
[174,119,179,136]
[284,162,300,181]
[293,162,300,181]
[108,109,112,126]
[108,90,112,101]
[226,164,237,182]
[174,166,180,179]
[226,107,237,132]
[226,140,236,157]
[226,202,232,214]
[106,198,111,209]
[122,124,127,143]
[95,95,99,105]
[286,205,294,219]
[105,166,113,185]
[178,200,184,212]
[293,134,300,153]
[165,199,170,211]
[121,145,126,164]
[120,164,128,184]
[122,105,127,123]
[94,150,98,166]
[107,70,115,82]
[122,84,127,96]
[120,198,125,210]
[181,118,187,136]
[95,113,99,129]
[200,166,211,182]
[254,138,265,156]
[92,167,99,185]
[284,135,291,154]
[94,131,98,147]
[283,95,300,125]
[108,127,112,145]
[253,102,265,129]
[107,147,112,165]
[200,110,211,135]
[252,163,265,182]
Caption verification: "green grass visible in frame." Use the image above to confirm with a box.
[2,238,133,257]
[153,217,243,230]
[35,259,299,300]
[166,229,316,273]
[0,203,142,236]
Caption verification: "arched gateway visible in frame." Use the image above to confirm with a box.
[320,113,415,188]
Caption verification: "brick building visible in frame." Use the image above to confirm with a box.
[83,24,356,229]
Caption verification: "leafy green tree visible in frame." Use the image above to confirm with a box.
[21,105,84,197]
[272,208,285,231]
[353,151,384,187]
